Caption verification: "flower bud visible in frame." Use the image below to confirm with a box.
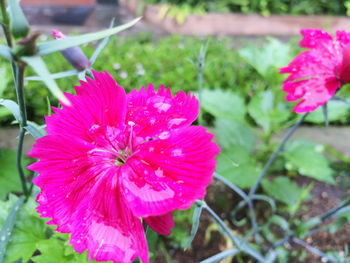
[52,29,90,72]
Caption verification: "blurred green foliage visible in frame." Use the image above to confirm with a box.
[144,0,349,16]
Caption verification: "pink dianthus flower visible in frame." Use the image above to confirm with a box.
[28,71,219,263]
[280,29,350,113]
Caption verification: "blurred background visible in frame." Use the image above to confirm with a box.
[1,1,350,263]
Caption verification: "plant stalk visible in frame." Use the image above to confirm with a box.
[249,113,309,196]
[15,62,29,197]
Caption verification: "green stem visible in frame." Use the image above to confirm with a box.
[203,203,266,262]
[14,62,29,197]
[249,113,309,196]
[16,128,28,196]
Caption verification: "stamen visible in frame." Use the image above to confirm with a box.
[127,121,135,153]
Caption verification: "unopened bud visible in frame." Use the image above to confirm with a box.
[12,33,40,57]
[52,29,90,72]
[339,43,350,84]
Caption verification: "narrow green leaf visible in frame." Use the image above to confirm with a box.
[0,45,12,61]
[24,121,47,139]
[25,70,78,81]
[0,196,24,263]
[90,18,115,66]
[8,0,29,39]
[0,99,21,123]
[200,248,239,263]
[37,17,141,56]
[21,56,69,105]
[184,204,203,250]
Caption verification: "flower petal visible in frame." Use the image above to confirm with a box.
[144,212,174,236]
[70,167,148,263]
[28,135,100,232]
[121,126,219,218]
[336,30,350,47]
[292,77,340,113]
[280,31,342,113]
[126,83,199,141]
[45,71,126,142]
[28,135,148,263]
[300,29,333,49]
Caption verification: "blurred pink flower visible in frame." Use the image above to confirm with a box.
[28,71,219,263]
[280,29,350,113]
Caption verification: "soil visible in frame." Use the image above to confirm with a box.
[150,177,350,263]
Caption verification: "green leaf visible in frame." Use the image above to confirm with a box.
[8,0,29,38]
[37,17,141,56]
[200,249,239,263]
[24,121,47,139]
[216,146,260,188]
[3,196,48,263]
[90,19,115,66]
[284,140,334,183]
[0,195,24,263]
[0,99,21,123]
[0,149,30,200]
[248,90,290,133]
[0,45,12,61]
[145,227,158,260]
[31,239,72,263]
[26,70,79,81]
[215,118,256,151]
[21,56,69,105]
[305,100,350,124]
[184,203,203,250]
[239,37,291,79]
[201,89,246,122]
[261,176,302,206]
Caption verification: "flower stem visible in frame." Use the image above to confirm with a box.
[203,202,266,262]
[14,62,29,197]
[16,128,28,196]
[249,113,309,196]
[292,237,338,263]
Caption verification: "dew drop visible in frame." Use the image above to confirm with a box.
[154,102,171,113]
[159,131,170,140]
[168,118,186,128]
[155,168,164,178]
[1,235,5,241]
[171,149,183,157]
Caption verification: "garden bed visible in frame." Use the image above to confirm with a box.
[121,0,350,36]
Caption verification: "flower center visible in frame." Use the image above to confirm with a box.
[114,121,135,166]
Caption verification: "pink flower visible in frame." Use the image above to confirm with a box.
[279,29,350,113]
[28,71,219,263]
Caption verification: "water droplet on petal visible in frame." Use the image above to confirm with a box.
[155,168,164,178]
[168,118,186,128]
[159,131,170,140]
[1,236,5,241]
[171,149,183,157]
[154,102,171,113]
